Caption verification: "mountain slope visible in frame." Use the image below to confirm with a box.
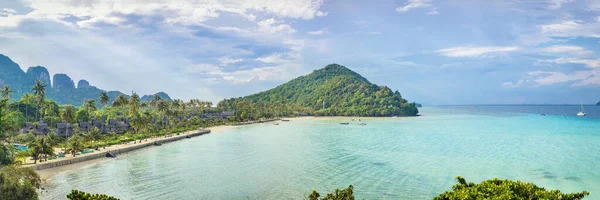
[234,64,418,116]
[0,54,171,106]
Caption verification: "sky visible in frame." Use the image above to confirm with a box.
[0,0,599,105]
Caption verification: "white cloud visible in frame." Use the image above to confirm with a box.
[539,45,594,57]
[354,31,382,35]
[540,20,600,38]
[0,0,327,28]
[546,58,600,68]
[546,0,574,9]
[528,71,593,85]
[218,57,243,66]
[308,28,327,35]
[426,8,439,15]
[256,53,291,63]
[502,80,525,88]
[315,11,328,17]
[436,46,520,57]
[396,0,433,13]
[256,18,296,35]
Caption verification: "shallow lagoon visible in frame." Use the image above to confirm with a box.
[42,106,600,199]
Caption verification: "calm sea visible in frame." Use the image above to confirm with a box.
[41,105,600,199]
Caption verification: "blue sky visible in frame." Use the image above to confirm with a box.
[1,0,599,105]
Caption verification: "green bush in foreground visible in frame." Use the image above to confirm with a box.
[434,176,589,200]
[309,177,590,200]
[0,165,41,200]
[309,185,354,200]
[66,190,119,200]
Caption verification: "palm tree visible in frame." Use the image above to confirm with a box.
[150,94,162,108]
[157,100,169,115]
[83,99,97,122]
[1,85,12,114]
[85,127,102,148]
[99,91,109,107]
[60,105,76,123]
[31,80,46,122]
[1,85,12,100]
[66,134,83,157]
[113,94,128,108]
[129,92,140,115]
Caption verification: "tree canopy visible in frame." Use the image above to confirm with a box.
[67,190,119,200]
[227,64,418,117]
[434,176,589,200]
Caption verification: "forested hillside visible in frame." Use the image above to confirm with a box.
[229,64,418,116]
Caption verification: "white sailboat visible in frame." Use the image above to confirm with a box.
[577,102,586,116]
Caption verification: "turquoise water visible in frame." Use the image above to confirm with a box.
[41,106,600,199]
[14,144,28,151]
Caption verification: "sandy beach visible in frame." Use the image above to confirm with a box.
[34,118,289,180]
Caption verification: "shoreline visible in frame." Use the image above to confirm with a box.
[35,116,392,180]
[34,129,210,179]
[35,118,284,180]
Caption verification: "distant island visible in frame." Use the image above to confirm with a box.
[0,54,171,106]
[219,64,419,117]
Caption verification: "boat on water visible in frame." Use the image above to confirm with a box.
[274,123,280,125]
[340,122,349,125]
[359,123,366,126]
[577,102,586,116]
[282,119,290,122]
[392,116,398,118]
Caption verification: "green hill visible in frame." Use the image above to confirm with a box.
[0,54,171,106]
[233,64,418,116]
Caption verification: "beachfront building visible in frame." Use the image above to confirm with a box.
[56,123,75,138]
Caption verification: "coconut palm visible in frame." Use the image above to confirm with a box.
[150,94,162,108]
[31,80,46,121]
[129,92,140,115]
[60,105,76,123]
[85,127,102,148]
[1,85,12,115]
[99,91,109,107]
[113,94,128,108]
[66,134,83,157]
[83,99,97,120]
[157,100,169,115]
[1,85,12,100]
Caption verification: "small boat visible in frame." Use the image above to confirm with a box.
[274,123,279,125]
[340,122,349,125]
[539,113,546,116]
[392,116,398,118]
[282,119,290,122]
[577,102,586,116]
[359,123,366,126]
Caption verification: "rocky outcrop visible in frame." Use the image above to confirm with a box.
[141,92,172,102]
[0,54,173,105]
[77,79,90,88]
[26,66,51,86]
[53,74,75,90]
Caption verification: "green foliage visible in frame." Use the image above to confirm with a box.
[61,105,77,123]
[76,108,90,122]
[434,176,589,200]
[0,144,14,165]
[67,134,84,157]
[0,165,41,200]
[309,185,355,200]
[67,189,119,200]
[228,64,418,117]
